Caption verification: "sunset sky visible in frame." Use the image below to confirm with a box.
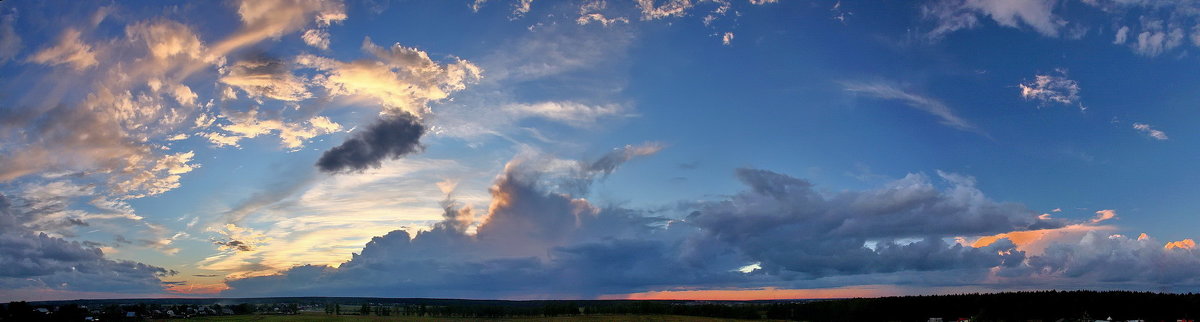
[3,0,1200,301]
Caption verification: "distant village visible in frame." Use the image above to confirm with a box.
[2,290,1200,321]
[0,301,304,320]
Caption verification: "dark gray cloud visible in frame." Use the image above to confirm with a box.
[316,113,424,173]
[686,168,1054,279]
[213,239,254,252]
[224,153,1048,298]
[223,160,1200,298]
[0,194,172,293]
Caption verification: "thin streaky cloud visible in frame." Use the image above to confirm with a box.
[842,81,984,136]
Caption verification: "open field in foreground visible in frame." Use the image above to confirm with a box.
[161,312,763,322]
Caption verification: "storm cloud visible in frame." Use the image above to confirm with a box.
[316,113,425,173]
[223,153,1081,298]
[0,194,173,293]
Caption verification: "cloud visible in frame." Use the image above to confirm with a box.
[203,108,341,149]
[505,101,629,128]
[0,11,20,63]
[0,194,173,294]
[302,29,331,50]
[199,157,477,278]
[722,32,734,46]
[27,29,98,70]
[1114,25,1130,44]
[296,37,482,117]
[220,152,1084,298]
[922,0,1063,39]
[1165,239,1196,250]
[511,0,535,19]
[1091,209,1117,223]
[317,114,425,173]
[207,0,345,60]
[576,1,630,26]
[842,81,982,134]
[219,57,313,101]
[1018,69,1083,110]
[1132,123,1169,140]
[210,224,269,252]
[1133,27,1185,57]
[1023,232,1200,285]
[636,0,694,21]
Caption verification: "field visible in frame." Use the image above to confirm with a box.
[161,312,762,321]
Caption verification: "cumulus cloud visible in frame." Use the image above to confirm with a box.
[0,194,173,293]
[1023,232,1200,285]
[204,108,342,149]
[222,153,1123,297]
[1133,122,1168,140]
[842,81,982,134]
[576,1,630,26]
[1019,69,1084,110]
[636,0,694,21]
[722,32,734,45]
[317,114,425,173]
[297,37,481,117]
[1133,27,1185,57]
[1114,25,1130,44]
[922,0,1063,39]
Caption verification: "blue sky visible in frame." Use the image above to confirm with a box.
[2,0,1200,300]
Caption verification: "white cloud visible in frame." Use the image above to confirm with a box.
[843,81,982,134]
[27,29,98,70]
[511,0,534,19]
[636,0,694,21]
[1133,27,1185,57]
[506,101,629,127]
[301,29,331,50]
[923,0,1063,39]
[296,37,482,117]
[1018,69,1083,110]
[1133,123,1168,140]
[577,1,630,26]
[204,108,342,150]
[1114,25,1129,44]
[722,31,734,46]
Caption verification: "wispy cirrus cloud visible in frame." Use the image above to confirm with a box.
[1133,123,1168,140]
[842,81,983,135]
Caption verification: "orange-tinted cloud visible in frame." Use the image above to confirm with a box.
[1165,239,1196,250]
[971,224,1116,255]
[165,282,230,295]
[1091,209,1117,223]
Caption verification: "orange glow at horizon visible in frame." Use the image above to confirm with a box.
[165,282,230,295]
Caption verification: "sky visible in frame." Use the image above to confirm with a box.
[2,0,1200,301]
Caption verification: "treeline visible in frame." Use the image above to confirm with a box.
[8,290,1200,321]
[761,290,1200,321]
[322,301,762,319]
[320,291,1200,321]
